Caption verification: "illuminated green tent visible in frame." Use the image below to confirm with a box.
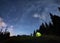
[36,32,42,37]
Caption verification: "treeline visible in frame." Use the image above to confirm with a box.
[0,29,10,41]
[33,13,60,36]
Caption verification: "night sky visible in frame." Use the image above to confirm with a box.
[0,0,60,36]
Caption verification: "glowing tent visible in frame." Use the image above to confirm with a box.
[36,32,42,37]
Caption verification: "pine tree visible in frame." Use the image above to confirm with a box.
[33,30,36,36]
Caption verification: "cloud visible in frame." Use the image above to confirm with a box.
[0,17,14,36]
[33,13,46,20]
[33,13,40,18]
[33,13,49,24]
[0,17,7,28]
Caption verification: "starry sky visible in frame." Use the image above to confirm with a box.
[0,0,60,36]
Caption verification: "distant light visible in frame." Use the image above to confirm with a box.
[36,32,42,37]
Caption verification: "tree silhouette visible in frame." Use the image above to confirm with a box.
[0,28,10,41]
[33,30,36,36]
[39,23,46,34]
[3,29,10,39]
[58,7,60,11]
[50,13,60,36]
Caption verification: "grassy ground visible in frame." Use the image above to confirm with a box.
[1,35,60,43]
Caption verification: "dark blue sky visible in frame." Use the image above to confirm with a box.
[0,0,60,36]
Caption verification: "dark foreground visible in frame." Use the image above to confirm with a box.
[1,35,60,43]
